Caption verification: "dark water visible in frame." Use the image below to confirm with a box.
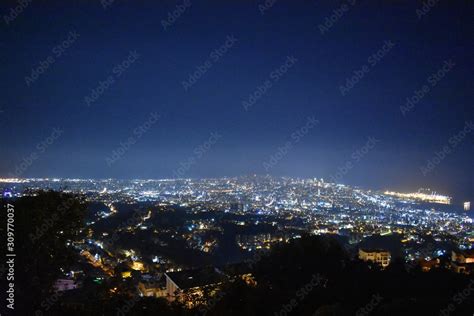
[415,202,473,218]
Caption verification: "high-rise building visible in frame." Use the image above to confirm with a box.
[464,202,471,211]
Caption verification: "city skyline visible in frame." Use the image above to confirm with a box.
[0,175,465,205]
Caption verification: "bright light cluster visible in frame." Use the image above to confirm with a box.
[384,190,451,205]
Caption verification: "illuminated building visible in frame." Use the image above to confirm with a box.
[138,281,167,297]
[164,264,253,307]
[165,267,226,307]
[450,249,474,274]
[419,258,440,272]
[464,202,471,211]
[131,261,145,271]
[359,248,391,268]
[53,279,81,292]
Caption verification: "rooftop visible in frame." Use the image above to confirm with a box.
[165,267,226,290]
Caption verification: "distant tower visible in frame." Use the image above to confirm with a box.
[318,188,321,196]
[464,202,471,211]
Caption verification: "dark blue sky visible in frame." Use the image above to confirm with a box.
[0,1,473,203]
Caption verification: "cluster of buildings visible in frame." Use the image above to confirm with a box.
[357,248,474,274]
[1,176,473,303]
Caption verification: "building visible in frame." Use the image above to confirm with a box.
[464,202,471,211]
[121,271,132,279]
[359,248,391,268]
[53,279,81,292]
[164,264,254,307]
[136,274,167,297]
[450,249,474,274]
[130,261,145,271]
[164,267,226,307]
[138,281,167,297]
[419,258,440,272]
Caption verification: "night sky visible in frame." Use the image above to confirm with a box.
[0,1,473,203]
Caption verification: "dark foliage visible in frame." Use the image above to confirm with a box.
[1,191,87,315]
